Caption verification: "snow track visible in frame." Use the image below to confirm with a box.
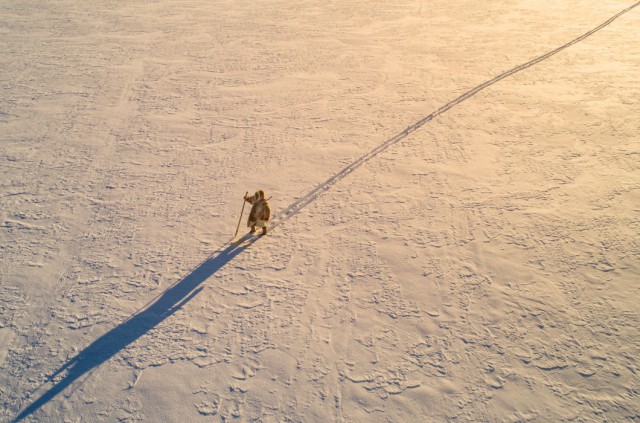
[3,0,639,421]
[273,0,640,231]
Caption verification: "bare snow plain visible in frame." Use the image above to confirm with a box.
[1,0,639,421]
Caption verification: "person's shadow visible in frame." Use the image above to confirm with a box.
[15,3,640,417]
[13,234,259,422]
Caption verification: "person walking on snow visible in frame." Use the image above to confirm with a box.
[244,190,270,235]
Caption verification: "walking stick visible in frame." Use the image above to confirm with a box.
[234,191,249,238]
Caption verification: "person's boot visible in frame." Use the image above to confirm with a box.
[250,225,256,233]
[262,226,268,236]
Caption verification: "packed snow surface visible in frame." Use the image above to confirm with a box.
[1,0,639,421]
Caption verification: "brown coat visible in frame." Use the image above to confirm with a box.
[244,196,270,227]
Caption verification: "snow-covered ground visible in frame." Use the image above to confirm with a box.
[2,0,639,421]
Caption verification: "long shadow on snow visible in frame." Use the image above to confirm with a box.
[13,235,258,422]
[14,3,640,420]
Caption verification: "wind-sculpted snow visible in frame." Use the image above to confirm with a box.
[3,0,640,421]
[12,238,256,421]
[271,0,640,231]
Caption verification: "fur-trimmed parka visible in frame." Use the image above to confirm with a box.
[244,190,270,228]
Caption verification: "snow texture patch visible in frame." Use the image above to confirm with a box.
[2,0,640,421]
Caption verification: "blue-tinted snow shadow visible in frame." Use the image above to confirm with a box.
[15,3,640,419]
[13,234,258,422]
